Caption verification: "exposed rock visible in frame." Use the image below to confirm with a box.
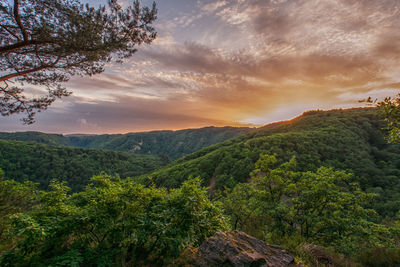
[173,231,301,267]
[130,145,141,152]
[208,176,216,197]
[302,244,337,267]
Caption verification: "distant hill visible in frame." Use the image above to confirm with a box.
[139,108,400,218]
[0,131,70,146]
[0,140,165,192]
[0,126,255,160]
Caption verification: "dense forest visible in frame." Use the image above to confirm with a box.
[1,108,400,266]
[0,126,254,160]
[139,108,400,219]
[0,140,165,192]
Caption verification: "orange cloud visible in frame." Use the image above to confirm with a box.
[2,0,400,133]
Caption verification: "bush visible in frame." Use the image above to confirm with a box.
[0,175,228,266]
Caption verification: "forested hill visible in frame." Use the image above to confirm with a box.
[0,126,254,160]
[0,140,165,192]
[140,108,400,218]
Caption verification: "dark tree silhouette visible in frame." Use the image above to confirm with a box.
[0,0,157,123]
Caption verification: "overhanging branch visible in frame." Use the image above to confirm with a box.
[0,40,50,54]
[13,0,28,42]
[0,56,62,82]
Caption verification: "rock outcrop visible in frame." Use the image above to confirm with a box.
[173,231,301,267]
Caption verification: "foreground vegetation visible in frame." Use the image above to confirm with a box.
[1,155,399,266]
[222,154,400,266]
[0,174,227,266]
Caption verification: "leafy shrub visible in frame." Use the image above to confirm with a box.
[0,175,228,266]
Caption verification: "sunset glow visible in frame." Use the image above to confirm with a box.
[1,0,400,133]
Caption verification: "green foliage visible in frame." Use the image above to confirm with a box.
[0,126,254,160]
[0,140,165,192]
[144,108,400,219]
[377,95,400,143]
[0,132,70,146]
[1,0,157,123]
[358,246,400,267]
[0,173,40,253]
[222,155,400,259]
[0,175,228,266]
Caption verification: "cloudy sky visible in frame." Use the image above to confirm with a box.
[1,0,400,134]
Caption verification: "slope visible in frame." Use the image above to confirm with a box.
[0,126,254,160]
[0,140,165,192]
[140,108,400,218]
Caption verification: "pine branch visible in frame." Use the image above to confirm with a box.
[13,0,28,42]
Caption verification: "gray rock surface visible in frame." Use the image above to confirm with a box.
[173,231,301,267]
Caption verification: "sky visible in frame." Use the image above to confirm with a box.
[1,0,400,134]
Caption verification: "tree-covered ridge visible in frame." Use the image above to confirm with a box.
[0,140,165,192]
[0,126,254,160]
[140,108,400,218]
[0,131,70,146]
